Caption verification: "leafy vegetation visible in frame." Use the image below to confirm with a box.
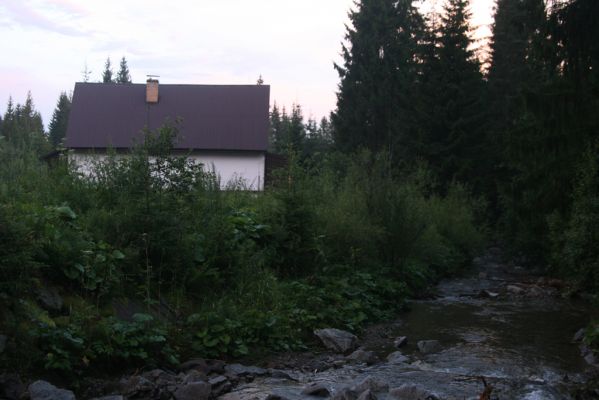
[0,120,483,378]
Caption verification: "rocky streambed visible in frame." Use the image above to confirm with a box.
[5,249,598,400]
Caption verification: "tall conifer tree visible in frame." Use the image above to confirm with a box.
[423,0,486,188]
[102,57,114,83]
[48,92,72,147]
[116,57,132,84]
[332,0,424,158]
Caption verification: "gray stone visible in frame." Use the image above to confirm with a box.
[389,384,439,400]
[120,375,154,396]
[393,336,408,348]
[28,380,75,400]
[506,285,525,295]
[314,328,358,353]
[331,387,357,400]
[417,340,442,354]
[350,377,388,393]
[224,363,268,376]
[209,375,228,386]
[573,328,585,342]
[182,369,207,384]
[173,382,211,400]
[346,348,379,365]
[357,389,377,400]
[386,351,409,364]
[267,369,296,380]
[36,286,63,311]
[302,382,330,397]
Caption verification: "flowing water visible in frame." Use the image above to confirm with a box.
[223,251,596,399]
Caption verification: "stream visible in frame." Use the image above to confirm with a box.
[221,249,597,400]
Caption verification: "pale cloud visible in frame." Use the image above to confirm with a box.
[0,0,494,128]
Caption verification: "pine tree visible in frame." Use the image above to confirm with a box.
[421,0,487,188]
[332,0,424,158]
[48,92,72,147]
[102,57,114,83]
[116,57,132,84]
[2,92,49,154]
[1,97,15,140]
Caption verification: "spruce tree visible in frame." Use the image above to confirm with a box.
[48,92,72,147]
[422,0,486,189]
[332,0,424,158]
[1,97,15,140]
[116,57,132,84]
[102,57,114,83]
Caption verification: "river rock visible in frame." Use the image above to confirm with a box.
[389,384,439,400]
[346,348,379,365]
[36,286,63,311]
[173,381,211,400]
[183,369,208,384]
[417,340,441,354]
[120,375,154,396]
[28,380,75,400]
[386,351,409,364]
[267,369,296,380]
[357,389,377,400]
[90,396,124,400]
[314,328,358,353]
[331,387,356,400]
[506,285,525,295]
[351,376,389,393]
[573,328,585,342]
[393,336,408,348]
[302,382,330,397]
[225,363,268,377]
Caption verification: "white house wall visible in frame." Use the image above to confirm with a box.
[70,151,265,191]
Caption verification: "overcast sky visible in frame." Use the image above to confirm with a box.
[0,0,494,128]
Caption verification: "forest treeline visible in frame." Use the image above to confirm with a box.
[0,0,598,381]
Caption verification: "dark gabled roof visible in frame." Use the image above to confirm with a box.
[65,82,270,151]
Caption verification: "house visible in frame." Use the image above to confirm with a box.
[65,79,270,190]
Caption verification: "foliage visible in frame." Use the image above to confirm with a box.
[101,57,113,83]
[116,56,132,84]
[48,92,72,148]
[332,0,424,157]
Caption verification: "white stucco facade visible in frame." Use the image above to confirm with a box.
[70,150,265,191]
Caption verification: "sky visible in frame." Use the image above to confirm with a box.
[0,0,494,129]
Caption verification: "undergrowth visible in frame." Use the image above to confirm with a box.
[0,123,485,380]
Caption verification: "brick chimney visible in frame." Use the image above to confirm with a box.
[146,78,159,103]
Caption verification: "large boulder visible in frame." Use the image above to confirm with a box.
[346,348,379,365]
[173,382,211,400]
[224,363,268,377]
[302,382,330,397]
[389,384,439,400]
[314,328,358,353]
[28,380,75,400]
[386,351,409,364]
